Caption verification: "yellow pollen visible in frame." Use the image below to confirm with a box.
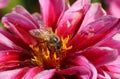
[61,36,72,50]
[29,35,72,69]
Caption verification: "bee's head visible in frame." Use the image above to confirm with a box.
[49,36,62,51]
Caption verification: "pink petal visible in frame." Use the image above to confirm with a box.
[72,56,97,79]
[57,0,90,38]
[59,63,97,79]
[103,65,120,74]
[2,13,38,30]
[0,0,9,9]
[108,4,120,18]
[2,14,37,45]
[0,28,29,50]
[12,5,39,28]
[97,69,111,79]
[0,50,29,62]
[80,3,106,31]
[0,67,29,79]
[99,33,120,54]
[101,56,120,78]
[39,0,65,28]
[22,67,43,79]
[34,69,56,79]
[59,66,91,79]
[0,33,16,50]
[107,72,120,79]
[102,64,120,78]
[82,47,118,67]
[107,0,120,18]
[32,13,42,25]
[0,50,31,71]
[61,56,97,79]
[0,33,29,53]
[106,56,120,65]
[11,67,29,79]
[68,16,120,53]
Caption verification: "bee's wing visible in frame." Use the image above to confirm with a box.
[29,29,43,38]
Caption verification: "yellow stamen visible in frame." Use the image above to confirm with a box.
[61,36,72,50]
[30,35,72,69]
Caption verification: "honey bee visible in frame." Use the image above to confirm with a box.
[30,27,62,51]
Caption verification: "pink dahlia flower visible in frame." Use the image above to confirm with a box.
[105,0,120,18]
[0,0,9,9]
[0,0,120,79]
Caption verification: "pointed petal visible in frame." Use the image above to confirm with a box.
[39,0,65,28]
[82,47,118,67]
[68,16,120,53]
[12,5,39,28]
[2,13,38,30]
[2,13,37,45]
[34,69,56,79]
[57,0,90,38]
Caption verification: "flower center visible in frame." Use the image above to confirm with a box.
[29,28,72,69]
